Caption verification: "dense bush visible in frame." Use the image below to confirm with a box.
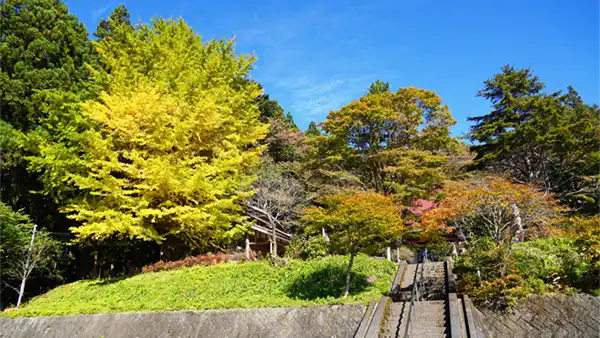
[423,236,453,260]
[555,216,600,293]
[286,235,330,260]
[512,237,590,288]
[456,236,595,310]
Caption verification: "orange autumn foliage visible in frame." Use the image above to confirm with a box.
[553,216,600,275]
[421,176,564,244]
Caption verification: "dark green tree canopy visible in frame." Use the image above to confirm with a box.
[0,0,96,230]
[256,92,285,123]
[468,65,544,151]
[94,4,132,39]
[254,87,303,162]
[0,0,94,131]
[305,121,321,137]
[468,66,599,212]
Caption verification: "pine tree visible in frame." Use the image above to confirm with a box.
[468,66,599,212]
[468,65,544,162]
[0,0,95,131]
[94,4,132,39]
[367,80,390,95]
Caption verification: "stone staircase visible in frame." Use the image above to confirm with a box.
[380,262,448,338]
[370,261,484,338]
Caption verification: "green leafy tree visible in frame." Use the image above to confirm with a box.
[254,88,303,162]
[255,91,286,122]
[316,86,458,202]
[65,18,268,249]
[302,191,403,297]
[0,203,59,308]
[305,121,321,137]
[0,121,25,171]
[0,0,95,130]
[0,203,32,265]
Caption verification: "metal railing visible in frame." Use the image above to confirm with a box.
[403,263,423,338]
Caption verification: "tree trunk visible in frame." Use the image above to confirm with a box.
[16,224,37,309]
[343,252,356,298]
[511,203,522,242]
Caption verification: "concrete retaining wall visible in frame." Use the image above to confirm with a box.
[0,305,366,338]
[479,294,600,338]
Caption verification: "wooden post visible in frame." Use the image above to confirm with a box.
[245,236,250,260]
[386,246,391,261]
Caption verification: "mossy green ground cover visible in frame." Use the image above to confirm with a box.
[4,254,395,317]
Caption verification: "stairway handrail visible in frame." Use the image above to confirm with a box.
[403,263,422,338]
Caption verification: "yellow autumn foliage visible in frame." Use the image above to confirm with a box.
[67,19,268,248]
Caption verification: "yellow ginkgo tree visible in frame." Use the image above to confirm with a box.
[66,18,268,249]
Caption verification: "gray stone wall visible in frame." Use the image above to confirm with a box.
[0,305,366,338]
[479,294,600,338]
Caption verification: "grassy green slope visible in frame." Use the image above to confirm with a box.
[4,254,395,317]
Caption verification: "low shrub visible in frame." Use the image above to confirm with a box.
[286,235,330,260]
[512,237,590,289]
[396,246,415,262]
[141,252,255,273]
[424,239,453,259]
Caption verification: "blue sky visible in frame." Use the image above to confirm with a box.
[66,0,599,136]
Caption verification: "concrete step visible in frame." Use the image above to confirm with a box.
[399,300,447,338]
[380,300,448,338]
[379,302,406,338]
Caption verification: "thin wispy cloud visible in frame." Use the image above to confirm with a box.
[289,75,373,118]
[91,4,111,21]
[233,2,376,128]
